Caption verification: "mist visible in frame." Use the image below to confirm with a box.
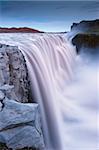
[61,48,98,149]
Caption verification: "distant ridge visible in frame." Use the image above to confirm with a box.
[0,27,44,33]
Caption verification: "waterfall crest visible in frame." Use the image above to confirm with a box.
[19,34,76,150]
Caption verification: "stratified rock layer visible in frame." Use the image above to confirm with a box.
[0,44,31,102]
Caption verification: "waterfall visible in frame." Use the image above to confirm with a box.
[0,33,97,150]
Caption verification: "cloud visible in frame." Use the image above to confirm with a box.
[81,1,99,13]
[55,6,69,10]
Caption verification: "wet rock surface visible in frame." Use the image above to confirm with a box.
[0,90,45,150]
[0,44,31,102]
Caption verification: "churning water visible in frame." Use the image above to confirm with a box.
[0,33,98,150]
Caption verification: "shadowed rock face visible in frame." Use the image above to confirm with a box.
[71,20,99,54]
[72,34,99,54]
[0,44,32,103]
[0,142,39,150]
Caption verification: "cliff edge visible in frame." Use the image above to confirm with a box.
[71,19,99,34]
[71,20,99,53]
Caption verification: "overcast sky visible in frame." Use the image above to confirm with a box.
[0,1,98,32]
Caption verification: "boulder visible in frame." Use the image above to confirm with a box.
[0,96,45,150]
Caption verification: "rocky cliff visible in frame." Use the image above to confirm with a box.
[72,34,99,54]
[71,19,99,34]
[71,20,99,53]
[0,44,31,102]
[0,44,45,150]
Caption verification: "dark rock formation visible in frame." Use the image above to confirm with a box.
[0,44,31,102]
[0,27,44,33]
[71,19,99,34]
[0,142,39,150]
[72,34,99,54]
[0,91,45,150]
[71,19,99,54]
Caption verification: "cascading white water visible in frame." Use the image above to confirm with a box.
[0,33,98,150]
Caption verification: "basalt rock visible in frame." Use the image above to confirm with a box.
[0,44,31,102]
[72,34,99,54]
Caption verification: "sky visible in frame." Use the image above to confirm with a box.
[0,1,99,32]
